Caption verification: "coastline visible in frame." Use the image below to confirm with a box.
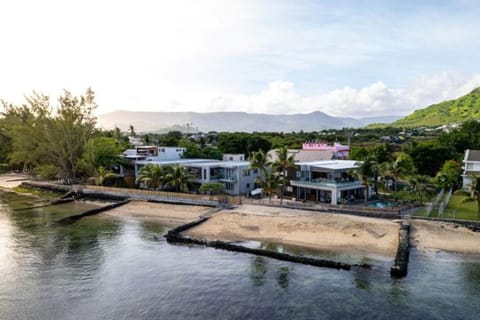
[3,174,480,257]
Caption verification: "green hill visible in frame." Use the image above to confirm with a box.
[391,87,480,128]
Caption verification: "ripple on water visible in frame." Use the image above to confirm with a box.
[1,193,480,319]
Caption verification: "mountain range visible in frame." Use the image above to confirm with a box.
[97,111,400,133]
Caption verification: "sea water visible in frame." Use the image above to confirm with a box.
[1,191,479,320]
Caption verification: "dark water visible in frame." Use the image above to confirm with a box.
[1,191,480,320]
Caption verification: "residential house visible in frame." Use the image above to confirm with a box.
[290,160,368,205]
[123,148,260,195]
[462,149,480,190]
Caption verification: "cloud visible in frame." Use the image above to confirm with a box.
[170,73,480,118]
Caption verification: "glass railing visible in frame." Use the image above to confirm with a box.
[292,178,362,188]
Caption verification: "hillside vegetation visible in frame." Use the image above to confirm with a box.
[392,87,480,128]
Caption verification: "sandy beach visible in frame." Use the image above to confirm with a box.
[411,219,480,254]
[104,200,213,226]
[186,205,401,258]
[0,173,30,190]
[3,175,479,256]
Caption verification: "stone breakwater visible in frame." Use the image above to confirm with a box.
[165,217,372,271]
[390,220,410,278]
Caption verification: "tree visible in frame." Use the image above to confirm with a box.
[199,182,224,195]
[136,164,169,190]
[249,149,270,171]
[409,175,435,204]
[261,171,281,204]
[129,125,136,137]
[80,137,123,175]
[435,160,462,191]
[272,146,295,204]
[2,89,97,182]
[166,165,191,192]
[91,166,117,186]
[380,152,415,193]
[356,158,377,206]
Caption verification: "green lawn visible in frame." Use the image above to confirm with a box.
[442,192,479,221]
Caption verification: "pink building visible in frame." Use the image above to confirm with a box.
[302,142,350,159]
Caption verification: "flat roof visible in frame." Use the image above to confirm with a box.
[135,159,216,166]
[295,160,359,170]
[135,159,251,168]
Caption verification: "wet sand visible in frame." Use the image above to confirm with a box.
[411,219,480,254]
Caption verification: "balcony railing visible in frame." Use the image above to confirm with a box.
[291,178,362,188]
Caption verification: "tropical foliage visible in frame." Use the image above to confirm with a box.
[271,146,296,204]
[1,89,97,182]
[355,158,378,206]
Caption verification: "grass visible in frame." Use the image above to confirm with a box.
[442,191,479,221]
[12,186,60,199]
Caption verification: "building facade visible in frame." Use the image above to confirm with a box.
[290,160,367,205]
[462,149,480,190]
[123,148,260,196]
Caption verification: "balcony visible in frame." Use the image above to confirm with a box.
[291,178,362,189]
[209,175,236,182]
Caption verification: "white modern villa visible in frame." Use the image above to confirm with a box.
[290,160,368,205]
[121,146,261,196]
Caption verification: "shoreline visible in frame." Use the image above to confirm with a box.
[3,174,480,256]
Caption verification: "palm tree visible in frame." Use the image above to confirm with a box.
[272,146,295,204]
[380,152,415,193]
[409,175,435,205]
[356,158,377,206]
[166,165,191,192]
[249,150,270,174]
[92,166,117,186]
[261,172,281,204]
[129,125,136,137]
[136,164,167,189]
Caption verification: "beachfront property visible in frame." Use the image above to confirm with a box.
[121,146,261,195]
[462,149,480,190]
[290,160,368,205]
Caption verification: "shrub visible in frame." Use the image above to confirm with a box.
[35,164,59,180]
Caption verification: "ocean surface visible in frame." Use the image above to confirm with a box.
[1,191,480,320]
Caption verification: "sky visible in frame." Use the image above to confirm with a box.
[1,0,480,118]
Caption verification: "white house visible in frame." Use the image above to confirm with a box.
[123,148,260,195]
[290,160,368,205]
[462,149,480,190]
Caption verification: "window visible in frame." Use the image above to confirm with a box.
[243,169,250,176]
[246,183,250,189]
[253,169,258,174]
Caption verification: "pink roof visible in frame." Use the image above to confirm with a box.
[302,142,350,151]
